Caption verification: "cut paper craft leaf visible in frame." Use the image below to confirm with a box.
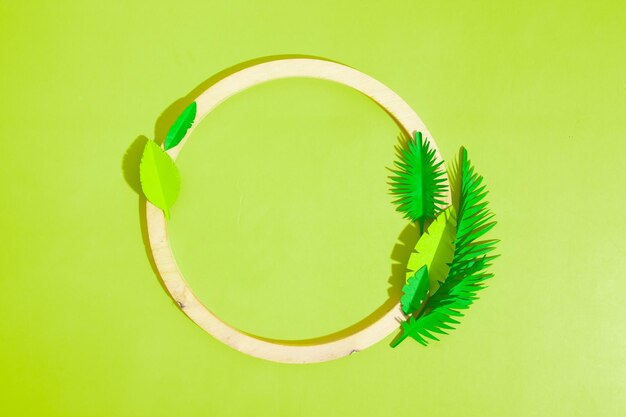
[164,101,197,150]
[429,147,498,310]
[406,206,457,293]
[447,150,462,211]
[390,131,448,231]
[391,310,461,347]
[401,265,429,315]
[391,147,498,347]
[140,140,180,219]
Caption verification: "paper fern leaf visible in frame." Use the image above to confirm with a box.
[391,310,461,347]
[140,140,180,219]
[390,131,448,230]
[164,101,197,150]
[401,265,430,315]
[391,147,498,347]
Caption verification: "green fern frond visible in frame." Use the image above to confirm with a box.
[389,131,448,230]
[391,308,461,347]
[391,147,498,347]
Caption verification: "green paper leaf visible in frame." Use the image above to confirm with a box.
[140,140,180,219]
[391,309,460,347]
[406,206,457,293]
[401,265,429,315]
[164,101,197,150]
[392,147,498,347]
[389,131,448,230]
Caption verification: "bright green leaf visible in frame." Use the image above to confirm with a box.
[406,206,457,293]
[140,140,180,219]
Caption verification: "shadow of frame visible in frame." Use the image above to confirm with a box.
[153,54,344,146]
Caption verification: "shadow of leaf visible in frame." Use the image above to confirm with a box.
[388,221,421,299]
[122,135,149,195]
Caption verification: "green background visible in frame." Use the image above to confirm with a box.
[1,1,624,416]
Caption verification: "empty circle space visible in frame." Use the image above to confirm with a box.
[168,77,407,340]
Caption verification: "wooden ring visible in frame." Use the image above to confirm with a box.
[146,58,451,363]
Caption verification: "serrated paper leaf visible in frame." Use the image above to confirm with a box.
[140,140,180,219]
[428,147,499,312]
[164,101,196,150]
[389,131,448,230]
[401,265,429,315]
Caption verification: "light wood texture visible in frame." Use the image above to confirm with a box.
[146,58,451,363]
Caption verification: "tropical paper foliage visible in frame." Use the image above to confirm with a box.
[391,147,498,347]
[164,101,197,150]
[389,131,448,231]
[140,140,181,219]
[405,206,457,293]
[401,265,430,315]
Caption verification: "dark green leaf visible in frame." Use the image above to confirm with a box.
[164,101,197,150]
[389,131,448,230]
[401,265,430,315]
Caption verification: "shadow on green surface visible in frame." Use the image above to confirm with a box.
[121,135,149,195]
[252,221,419,346]
[153,53,343,146]
[121,53,421,348]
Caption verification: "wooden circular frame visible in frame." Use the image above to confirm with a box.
[146,58,451,363]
